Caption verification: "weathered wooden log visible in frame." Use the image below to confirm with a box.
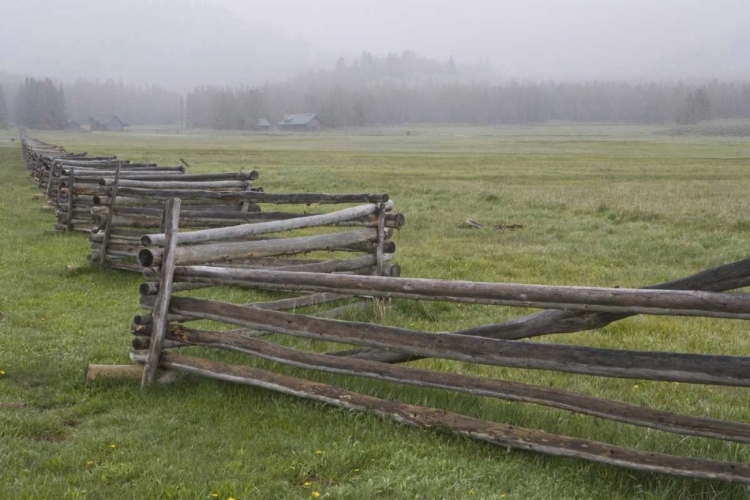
[92,207,403,228]
[100,180,251,190]
[85,364,180,384]
[274,254,393,273]
[139,282,217,295]
[139,229,380,267]
[93,195,256,209]
[169,267,750,320]
[128,350,750,485]
[164,327,750,443]
[152,295,750,386]
[108,189,388,205]
[133,311,193,325]
[142,198,181,387]
[131,338,187,350]
[142,263,396,293]
[332,241,397,254]
[140,254,394,276]
[344,258,750,367]
[98,171,258,183]
[142,201,394,246]
[135,319,281,339]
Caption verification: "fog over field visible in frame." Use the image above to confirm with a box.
[1,0,748,87]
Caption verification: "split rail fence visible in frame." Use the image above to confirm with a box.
[121,194,750,485]
[19,136,750,486]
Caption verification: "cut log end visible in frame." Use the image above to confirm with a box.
[138,249,156,267]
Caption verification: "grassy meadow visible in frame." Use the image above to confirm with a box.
[2,124,750,499]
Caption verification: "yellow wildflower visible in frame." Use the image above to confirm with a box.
[109,444,117,449]
[86,461,94,466]
[354,469,360,473]
[315,450,323,455]
[212,495,218,498]
[312,492,321,499]
[633,385,639,389]
[228,497,235,500]
[303,481,311,488]
[0,370,5,376]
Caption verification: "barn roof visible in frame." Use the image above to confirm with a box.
[279,113,318,126]
[107,116,128,127]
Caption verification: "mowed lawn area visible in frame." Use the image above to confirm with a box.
[2,125,750,499]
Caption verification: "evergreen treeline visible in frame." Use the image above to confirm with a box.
[186,52,750,128]
[0,85,8,129]
[65,79,182,126]
[14,77,66,129]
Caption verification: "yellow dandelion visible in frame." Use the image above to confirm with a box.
[228,497,235,500]
[312,492,321,499]
[0,370,5,376]
[633,385,639,389]
[109,444,117,449]
[315,450,323,455]
[212,494,218,498]
[303,481,311,488]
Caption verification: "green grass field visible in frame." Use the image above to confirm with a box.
[2,125,750,499]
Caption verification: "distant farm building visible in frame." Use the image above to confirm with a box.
[88,116,127,132]
[89,117,105,131]
[279,114,322,132]
[250,118,271,131]
[65,120,81,131]
[105,116,127,131]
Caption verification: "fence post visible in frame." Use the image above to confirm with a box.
[98,163,121,265]
[375,202,386,276]
[66,168,74,231]
[142,197,182,387]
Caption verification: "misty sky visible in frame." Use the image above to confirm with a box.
[222,0,749,80]
[1,0,748,87]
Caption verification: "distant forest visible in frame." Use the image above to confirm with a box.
[1,76,181,129]
[3,52,750,129]
[187,52,750,128]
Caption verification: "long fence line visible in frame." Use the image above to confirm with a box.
[18,132,750,485]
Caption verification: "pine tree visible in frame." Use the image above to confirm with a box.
[0,85,8,129]
[14,77,66,129]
